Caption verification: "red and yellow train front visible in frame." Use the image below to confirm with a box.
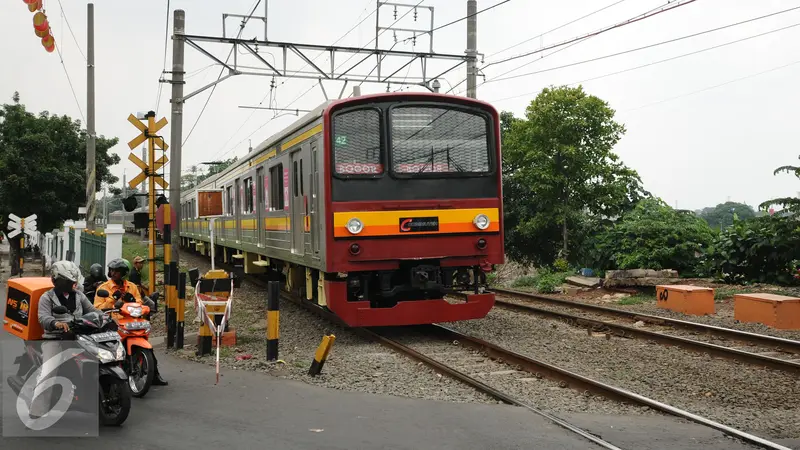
[322,93,504,327]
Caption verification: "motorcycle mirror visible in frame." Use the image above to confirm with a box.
[96,289,110,298]
[52,305,69,315]
[150,292,160,302]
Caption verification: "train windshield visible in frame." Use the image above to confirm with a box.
[331,101,498,201]
[390,106,490,175]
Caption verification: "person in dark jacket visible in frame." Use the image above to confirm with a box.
[128,256,144,285]
[82,263,107,301]
[33,261,102,417]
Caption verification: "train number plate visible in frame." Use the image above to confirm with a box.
[399,217,439,232]
[91,331,119,342]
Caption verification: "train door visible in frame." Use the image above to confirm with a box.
[234,178,242,243]
[290,149,306,256]
[256,167,265,247]
[310,141,319,256]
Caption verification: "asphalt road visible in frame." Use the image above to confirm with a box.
[1,242,797,449]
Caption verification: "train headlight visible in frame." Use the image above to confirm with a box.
[346,218,364,235]
[473,214,490,230]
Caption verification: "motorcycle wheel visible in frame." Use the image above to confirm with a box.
[128,348,155,398]
[98,378,131,426]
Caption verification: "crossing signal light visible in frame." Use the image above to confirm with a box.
[123,195,138,212]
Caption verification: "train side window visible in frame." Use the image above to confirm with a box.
[299,160,304,196]
[293,161,298,197]
[244,177,254,214]
[226,186,233,216]
[269,163,284,210]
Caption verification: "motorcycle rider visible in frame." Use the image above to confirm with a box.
[33,260,101,417]
[82,263,107,301]
[95,258,168,386]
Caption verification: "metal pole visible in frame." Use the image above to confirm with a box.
[210,218,215,271]
[169,9,186,272]
[102,185,107,225]
[466,0,477,99]
[147,113,156,295]
[264,0,268,40]
[85,3,96,230]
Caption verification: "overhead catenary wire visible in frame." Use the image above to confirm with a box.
[484,0,628,60]
[490,20,800,103]
[623,59,800,112]
[182,0,263,147]
[206,0,379,166]
[446,0,697,95]
[483,5,800,85]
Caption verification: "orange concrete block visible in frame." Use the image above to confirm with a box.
[734,293,800,330]
[656,285,715,316]
[211,328,237,348]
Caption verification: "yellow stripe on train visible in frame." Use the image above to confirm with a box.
[333,208,499,237]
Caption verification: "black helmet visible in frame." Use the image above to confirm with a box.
[107,258,130,278]
[89,263,104,280]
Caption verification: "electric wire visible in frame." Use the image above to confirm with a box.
[55,0,86,62]
[53,41,86,123]
[447,0,699,95]
[484,6,800,85]
[623,59,800,112]
[155,0,170,116]
[182,0,263,147]
[490,21,800,103]
[485,0,628,60]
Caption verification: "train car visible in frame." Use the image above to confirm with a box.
[180,92,504,327]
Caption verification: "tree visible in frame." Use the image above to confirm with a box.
[697,201,756,229]
[502,85,646,265]
[587,198,716,275]
[0,92,120,272]
[706,214,800,285]
[760,154,800,214]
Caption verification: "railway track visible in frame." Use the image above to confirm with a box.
[492,287,800,373]
[232,275,791,450]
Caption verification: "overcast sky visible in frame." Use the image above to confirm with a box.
[2,0,799,211]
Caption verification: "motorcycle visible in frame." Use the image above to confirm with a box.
[97,289,157,398]
[6,300,131,426]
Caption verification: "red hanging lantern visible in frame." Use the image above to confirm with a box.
[26,0,42,12]
[42,33,55,53]
[35,26,48,38]
[33,12,48,33]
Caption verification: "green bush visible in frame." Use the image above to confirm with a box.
[705,215,800,285]
[583,198,716,276]
[553,258,570,273]
[511,275,538,288]
[536,271,567,293]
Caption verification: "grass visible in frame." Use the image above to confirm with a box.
[713,286,797,300]
[616,294,652,306]
[509,270,572,294]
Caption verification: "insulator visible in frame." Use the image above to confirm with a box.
[393,5,397,19]
[414,8,417,21]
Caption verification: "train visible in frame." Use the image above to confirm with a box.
[179,92,504,327]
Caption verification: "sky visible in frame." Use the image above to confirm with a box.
[1,0,799,212]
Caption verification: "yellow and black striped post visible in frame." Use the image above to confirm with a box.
[168,261,178,348]
[266,281,279,361]
[163,202,176,348]
[196,269,230,356]
[309,334,335,377]
[176,271,186,348]
[19,233,24,278]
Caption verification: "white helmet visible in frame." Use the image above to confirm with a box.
[51,260,81,283]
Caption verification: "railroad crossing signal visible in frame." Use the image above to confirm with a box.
[7,213,37,239]
[127,113,169,190]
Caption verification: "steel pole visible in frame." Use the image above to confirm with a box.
[466,0,477,98]
[85,3,96,229]
[169,9,186,270]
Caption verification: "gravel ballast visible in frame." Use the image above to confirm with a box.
[445,307,800,440]
[165,252,496,404]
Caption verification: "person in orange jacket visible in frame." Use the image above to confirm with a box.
[95,258,168,386]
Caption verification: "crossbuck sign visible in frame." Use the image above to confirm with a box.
[7,213,37,239]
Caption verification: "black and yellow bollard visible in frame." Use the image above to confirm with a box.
[266,281,279,361]
[196,269,232,356]
[309,334,335,377]
[176,271,186,349]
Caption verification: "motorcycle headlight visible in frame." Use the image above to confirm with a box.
[115,343,125,361]
[96,348,116,364]
[124,321,151,331]
[346,218,364,235]
[125,305,143,318]
[473,214,490,230]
